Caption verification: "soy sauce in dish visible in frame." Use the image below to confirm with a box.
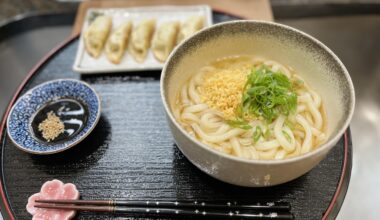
[31,98,88,144]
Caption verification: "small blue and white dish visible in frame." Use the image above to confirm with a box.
[7,79,101,154]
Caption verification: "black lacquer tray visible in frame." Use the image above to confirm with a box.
[0,12,352,220]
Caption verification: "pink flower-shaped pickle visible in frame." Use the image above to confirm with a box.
[26,179,80,220]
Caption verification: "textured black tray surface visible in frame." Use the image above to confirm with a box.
[0,15,351,220]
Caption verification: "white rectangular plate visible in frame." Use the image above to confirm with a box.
[73,5,213,74]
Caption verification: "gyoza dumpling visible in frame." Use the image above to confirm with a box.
[152,21,179,62]
[177,16,205,44]
[129,19,156,63]
[84,15,112,58]
[105,21,132,64]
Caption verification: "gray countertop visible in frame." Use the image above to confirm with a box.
[1,0,380,24]
[0,0,77,24]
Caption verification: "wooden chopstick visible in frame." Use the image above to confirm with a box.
[34,203,294,219]
[35,204,112,212]
[35,199,291,211]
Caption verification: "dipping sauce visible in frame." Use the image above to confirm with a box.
[31,99,88,144]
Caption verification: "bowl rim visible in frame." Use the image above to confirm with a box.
[6,78,101,155]
[161,20,355,165]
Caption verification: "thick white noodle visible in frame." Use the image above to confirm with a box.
[230,137,242,157]
[191,123,245,143]
[241,129,254,138]
[247,147,259,160]
[173,106,181,121]
[255,140,281,151]
[181,83,190,104]
[316,133,327,145]
[194,72,204,85]
[293,130,305,138]
[200,66,216,74]
[274,115,296,152]
[259,149,277,160]
[297,104,306,113]
[309,89,321,108]
[296,114,313,154]
[242,148,251,159]
[183,104,208,113]
[304,112,315,126]
[311,127,324,137]
[275,149,287,160]
[263,60,291,78]
[212,124,230,135]
[287,140,302,158]
[200,112,223,130]
[283,126,296,146]
[181,112,199,123]
[239,137,253,146]
[188,77,201,104]
[299,94,322,129]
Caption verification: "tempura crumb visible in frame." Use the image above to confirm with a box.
[198,63,250,119]
[38,111,64,142]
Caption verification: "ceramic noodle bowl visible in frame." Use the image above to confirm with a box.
[160,20,355,187]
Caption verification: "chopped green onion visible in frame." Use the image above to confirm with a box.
[293,79,304,89]
[238,65,297,122]
[263,128,271,139]
[226,119,252,130]
[284,120,295,130]
[282,130,292,143]
[253,126,262,143]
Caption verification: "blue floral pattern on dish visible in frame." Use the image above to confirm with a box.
[7,79,101,154]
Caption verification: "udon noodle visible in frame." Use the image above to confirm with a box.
[173,56,327,160]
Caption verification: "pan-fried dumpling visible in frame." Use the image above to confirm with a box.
[152,21,179,62]
[105,21,132,64]
[84,15,112,58]
[177,16,204,44]
[129,19,156,63]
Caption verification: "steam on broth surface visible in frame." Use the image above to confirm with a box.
[173,56,327,160]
